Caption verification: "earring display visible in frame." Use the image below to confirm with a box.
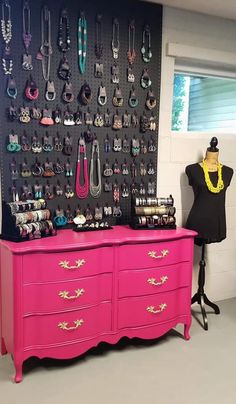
[0,0,162,235]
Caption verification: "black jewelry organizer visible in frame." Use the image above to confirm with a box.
[0,0,162,230]
[130,196,176,230]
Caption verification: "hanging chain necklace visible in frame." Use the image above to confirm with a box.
[78,11,87,74]
[202,159,224,193]
[76,137,89,199]
[1,0,13,75]
[58,8,70,52]
[127,19,136,65]
[90,139,102,198]
[37,5,52,81]
[112,18,119,59]
[141,24,152,63]
[22,0,33,70]
[95,13,103,59]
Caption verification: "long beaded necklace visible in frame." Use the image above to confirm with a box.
[141,24,152,63]
[127,19,136,65]
[202,159,224,193]
[1,0,13,75]
[22,0,33,70]
[77,12,87,74]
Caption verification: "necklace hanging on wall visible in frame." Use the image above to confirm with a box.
[76,137,89,199]
[22,0,33,70]
[58,8,71,52]
[127,19,136,65]
[95,13,103,59]
[1,0,13,75]
[141,24,152,63]
[57,8,71,80]
[90,139,102,198]
[37,5,52,82]
[111,18,119,59]
[78,11,87,74]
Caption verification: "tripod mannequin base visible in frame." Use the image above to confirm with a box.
[192,291,220,330]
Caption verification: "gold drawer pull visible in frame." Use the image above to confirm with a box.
[146,303,167,314]
[147,276,168,286]
[58,288,85,300]
[148,250,169,259]
[58,319,84,331]
[59,259,86,270]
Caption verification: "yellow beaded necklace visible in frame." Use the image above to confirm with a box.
[202,159,224,193]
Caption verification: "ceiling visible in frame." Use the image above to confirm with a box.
[146,0,236,21]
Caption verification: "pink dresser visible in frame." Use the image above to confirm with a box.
[0,226,196,382]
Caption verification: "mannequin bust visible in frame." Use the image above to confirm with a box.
[185,137,233,246]
[185,138,233,329]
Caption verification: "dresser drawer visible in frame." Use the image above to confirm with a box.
[23,273,112,315]
[24,302,112,347]
[23,247,113,283]
[119,262,191,298]
[118,288,190,329]
[119,239,192,270]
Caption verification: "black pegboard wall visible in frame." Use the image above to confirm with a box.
[0,0,162,226]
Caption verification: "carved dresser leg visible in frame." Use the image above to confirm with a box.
[184,323,191,340]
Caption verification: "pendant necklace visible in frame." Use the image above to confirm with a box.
[141,24,152,63]
[22,0,33,70]
[1,0,13,75]
[112,18,119,59]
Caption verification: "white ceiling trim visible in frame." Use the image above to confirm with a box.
[145,0,236,21]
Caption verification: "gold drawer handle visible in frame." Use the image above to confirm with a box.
[58,319,84,331]
[148,250,169,259]
[147,276,168,286]
[146,303,167,314]
[58,288,85,300]
[59,259,86,270]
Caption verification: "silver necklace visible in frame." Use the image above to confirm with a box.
[37,5,52,81]
[111,18,119,59]
[90,139,102,198]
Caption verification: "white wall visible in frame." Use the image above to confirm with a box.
[158,7,236,301]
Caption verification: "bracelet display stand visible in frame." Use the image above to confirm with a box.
[130,195,176,229]
[1,200,56,242]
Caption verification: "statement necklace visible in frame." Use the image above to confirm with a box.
[202,159,224,193]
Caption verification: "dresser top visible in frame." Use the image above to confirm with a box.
[0,226,197,254]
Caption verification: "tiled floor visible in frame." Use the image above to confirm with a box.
[1,298,236,404]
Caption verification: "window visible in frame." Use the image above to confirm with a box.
[172,73,236,132]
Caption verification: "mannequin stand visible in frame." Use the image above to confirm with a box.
[191,243,220,330]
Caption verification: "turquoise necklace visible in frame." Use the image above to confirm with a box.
[77,12,87,74]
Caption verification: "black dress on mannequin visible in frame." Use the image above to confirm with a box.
[185,138,233,330]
